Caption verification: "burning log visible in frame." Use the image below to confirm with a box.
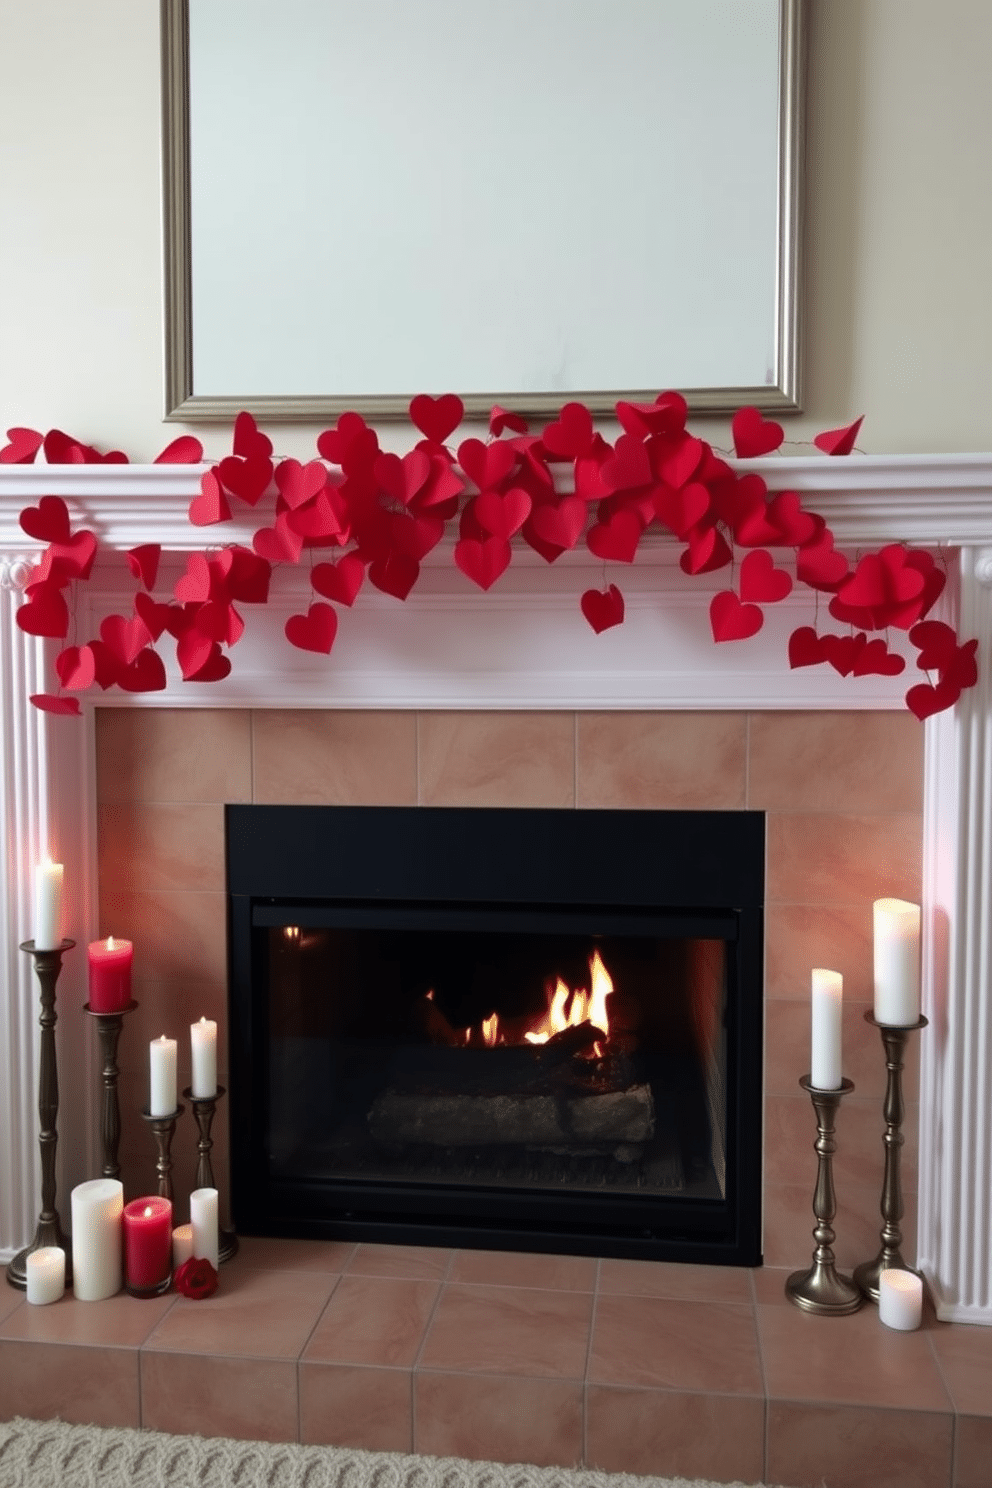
[368,1083,655,1152]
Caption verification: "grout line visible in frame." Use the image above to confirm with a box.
[581,1256,602,1467]
[409,1253,453,1454]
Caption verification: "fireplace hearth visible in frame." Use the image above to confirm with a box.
[227,805,764,1264]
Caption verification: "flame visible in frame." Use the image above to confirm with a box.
[283,926,301,943]
[106,936,115,951]
[143,1205,153,1218]
[524,950,613,1044]
[481,1013,500,1047]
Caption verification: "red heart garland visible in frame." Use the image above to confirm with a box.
[374,449,431,507]
[580,585,625,634]
[739,549,793,603]
[541,403,595,460]
[217,453,273,507]
[474,488,532,540]
[653,481,711,540]
[286,489,350,544]
[185,643,233,683]
[526,497,587,553]
[412,456,465,511]
[852,638,906,677]
[55,645,97,690]
[189,470,232,527]
[232,411,273,460]
[116,648,167,693]
[615,391,688,439]
[100,613,152,666]
[46,530,97,581]
[586,510,643,564]
[126,544,161,590]
[710,591,764,642]
[174,554,215,604]
[16,584,69,638]
[731,407,785,458]
[317,412,374,466]
[457,438,517,490]
[574,454,610,503]
[766,491,819,547]
[796,533,849,590]
[311,554,366,607]
[154,435,204,464]
[409,394,464,445]
[906,679,959,721]
[177,629,216,679]
[679,525,733,576]
[814,416,864,456]
[824,633,859,676]
[600,434,653,494]
[453,536,512,591]
[367,550,420,601]
[20,495,72,543]
[2,427,44,463]
[284,602,338,654]
[275,458,328,510]
[788,626,831,669]
[133,591,175,641]
[30,694,81,715]
[943,639,979,691]
[252,513,304,564]
[658,435,704,490]
[489,405,528,438]
[223,547,272,605]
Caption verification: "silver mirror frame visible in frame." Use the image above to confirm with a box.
[162,0,805,423]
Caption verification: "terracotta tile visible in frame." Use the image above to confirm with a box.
[419,1283,592,1378]
[954,1414,992,1488]
[300,1362,412,1451]
[759,1299,952,1411]
[766,995,917,1101]
[95,708,252,805]
[576,712,746,809]
[597,1258,752,1303]
[0,1289,175,1348]
[98,889,226,984]
[302,1275,436,1367]
[418,712,574,807]
[117,979,229,1080]
[98,802,225,893]
[143,1265,336,1359]
[589,1294,762,1394]
[748,711,923,814]
[765,901,874,1000]
[414,1370,582,1467]
[767,812,922,907]
[762,1179,906,1272]
[449,1249,596,1291]
[235,1237,356,1274]
[0,1287,25,1327]
[767,1399,953,1488]
[585,1384,765,1482]
[139,1351,298,1441]
[252,710,417,805]
[345,1244,452,1282]
[764,1092,916,1200]
[751,1264,795,1306]
[0,1339,141,1426]
[928,1319,992,1416]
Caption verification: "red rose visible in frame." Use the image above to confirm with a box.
[173,1256,218,1299]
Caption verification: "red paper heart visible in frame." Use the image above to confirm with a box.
[388,512,444,562]
[16,584,69,638]
[659,435,704,490]
[823,633,859,676]
[457,438,517,490]
[224,547,272,604]
[796,534,849,589]
[615,391,688,438]
[286,489,350,544]
[600,434,652,494]
[410,393,464,444]
[374,449,431,506]
[574,454,610,503]
[218,453,273,507]
[116,647,167,693]
[489,405,528,437]
[453,536,512,591]
[100,613,152,665]
[788,626,830,669]
[852,638,906,677]
[42,429,90,463]
[906,679,959,721]
[133,591,174,641]
[185,643,233,683]
[839,549,923,611]
[814,416,864,456]
[412,455,465,510]
[1,427,43,463]
[909,620,959,672]
[311,554,366,607]
[232,411,273,460]
[653,481,711,540]
[192,600,243,647]
[317,412,377,467]
[731,407,785,458]
[679,525,733,575]
[20,495,71,544]
[367,550,420,601]
[177,629,215,679]
[252,514,304,564]
[55,645,97,690]
[586,510,643,564]
[766,491,818,547]
[285,602,338,654]
[275,458,328,510]
[541,402,595,460]
[189,470,232,527]
[527,497,587,552]
[126,544,161,590]
[47,530,97,581]
[30,693,81,715]
[174,554,214,604]
[474,487,532,540]
[739,549,793,603]
[153,435,204,464]
[710,590,764,642]
[943,639,979,691]
[580,584,625,633]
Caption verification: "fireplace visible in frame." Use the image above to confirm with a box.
[227,805,764,1264]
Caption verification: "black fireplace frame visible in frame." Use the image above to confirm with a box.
[227,804,765,1265]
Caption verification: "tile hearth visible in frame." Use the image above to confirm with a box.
[1,1240,990,1488]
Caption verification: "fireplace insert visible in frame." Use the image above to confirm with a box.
[227,805,764,1264]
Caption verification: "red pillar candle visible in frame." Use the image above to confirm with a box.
[122,1196,172,1292]
[87,936,133,1013]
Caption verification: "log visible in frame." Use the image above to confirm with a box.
[368,1083,655,1150]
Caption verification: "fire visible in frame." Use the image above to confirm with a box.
[525,950,613,1044]
[481,1013,500,1047]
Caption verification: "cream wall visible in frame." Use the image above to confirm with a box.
[1,0,990,460]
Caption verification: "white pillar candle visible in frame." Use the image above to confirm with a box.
[149,1035,178,1116]
[878,1267,924,1330]
[172,1223,194,1268]
[874,899,921,1025]
[190,1017,218,1098]
[26,1246,65,1305]
[32,859,64,950]
[71,1178,123,1301]
[190,1187,219,1271]
[810,968,843,1089]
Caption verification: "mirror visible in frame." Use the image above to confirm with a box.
[162,0,804,421]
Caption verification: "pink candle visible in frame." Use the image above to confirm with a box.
[87,936,133,1013]
[122,1196,172,1291]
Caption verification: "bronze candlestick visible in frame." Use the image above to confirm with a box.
[6,940,75,1290]
[83,999,137,1180]
[183,1085,238,1262]
[854,1013,928,1301]
[141,1104,184,1202]
[786,1075,863,1315]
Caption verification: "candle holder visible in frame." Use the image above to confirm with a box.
[83,1000,137,1180]
[7,940,76,1291]
[141,1104,185,1202]
[183,1086,238,1263]
[854,1012,928,1302]
[786,1075,863,1315]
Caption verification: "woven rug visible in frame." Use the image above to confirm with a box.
[0,1418,781,1488]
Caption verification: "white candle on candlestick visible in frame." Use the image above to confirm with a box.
[26,1246,65,1305]
[874,899,921,1025]
[149,1035,177,1116]
[190,1017,217,1098]
[190,1187,219,1271]
[878,1268,923,1330]
[32,859,63,951]
[811,968,843,1089]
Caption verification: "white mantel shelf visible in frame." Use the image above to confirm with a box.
[2,449,992,1323]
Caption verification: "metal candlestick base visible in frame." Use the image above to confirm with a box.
[7,940,76,1291]
[183,1086,238,1263]
[786,1075,863,1316]
[83,1000,138,1180]
[854,1013,928,1302]
[141,1105,185,1202]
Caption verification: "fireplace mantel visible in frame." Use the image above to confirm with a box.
[2,451,991,1322]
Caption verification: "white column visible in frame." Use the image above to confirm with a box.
[918,545,992,1323]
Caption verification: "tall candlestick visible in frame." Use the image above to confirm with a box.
[873,898,921,1025]
[88,936,133,1014]
[71,1178,123,1301]
[811,969,843,1090]
[149,1035,177,1116]
[190,1017,217,1098]
[32,859,64,951]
